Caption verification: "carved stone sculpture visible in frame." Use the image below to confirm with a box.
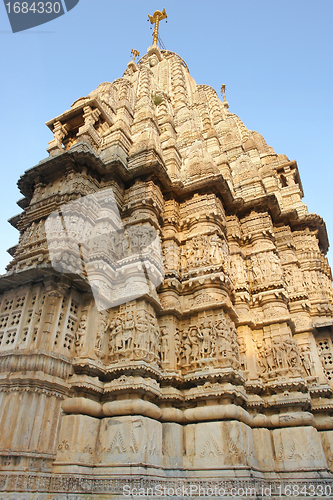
[0,29,333,499]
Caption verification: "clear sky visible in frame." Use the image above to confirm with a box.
[0,0,332,273]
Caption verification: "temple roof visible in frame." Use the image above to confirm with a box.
[16,44,329,252]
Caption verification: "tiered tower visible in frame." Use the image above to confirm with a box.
[1,20,333,498]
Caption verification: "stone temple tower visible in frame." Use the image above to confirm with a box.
[1,19,333,498]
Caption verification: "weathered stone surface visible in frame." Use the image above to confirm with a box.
[0,40,333,495]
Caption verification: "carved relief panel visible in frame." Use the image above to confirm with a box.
[179,310,239,372]
[253,328,303,380]
[108,300,161,365]
[181,232,229,277]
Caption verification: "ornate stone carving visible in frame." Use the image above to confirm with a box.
[1,31,333,496]
[254,335,302,378]
[74,313,87,355]
[107,303,160,364]
[182,233,229,274]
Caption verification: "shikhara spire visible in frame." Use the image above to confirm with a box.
[0,14,333,498]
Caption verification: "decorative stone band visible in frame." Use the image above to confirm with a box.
[251,411,315,428]
[313,415,333,430]
[103,398,162,420]
[62,397,103,418]
[183,404,251,425]
[62,396,323,428]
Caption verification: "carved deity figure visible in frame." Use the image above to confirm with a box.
[188,326,200,362]
[182,329,192,365]
[147,314,160,354]
[111,317,124,352]
[214,318,231,358]
[209,234,222,264]
[272,338,285,369]
[75,314,87,354]
[250,255,262,284]
[269,251,282,280]
[134,312,146,350]
[254,340,268,373]
[197,319,214,358]
[300,346,313,376]
[284,337,301,368]
[160,327,169,362]
[264,345,275,371]
[174,328,181,366]
[122,312,135,350]
[255,335,301,376]
[238,336,247,371]
[230,256,247,284]
[95,316,107,358]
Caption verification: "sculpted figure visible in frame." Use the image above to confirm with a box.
[174,328,181,365]
[109,233,118,258]
[198,319,213,358]
[201,236,209,263]
[300,346,313,376]
[160,327,169,362]
[108,319,116,355]
[117,232,129,259]
[35,220,45,240]
[128,227,140,253]
[75,314,87,354]
[250,255,262,283]
[272,338,285,369]
[95,316,107,357]
[238,336,247,370]
[181,246,188,271]
[232,257,247,284]
[284,337,301,368]
[230,330,240,359]
[264,344,275,371]
[134,312,146,350]
[140,227,150,248]
[255,340,268,373]
[259,253,269,280]
[215,316,236,360]
[192,237,200,265]
[214,319,226,357]
[269,252,282,279]
[221,330,233,359]
[122,312,135,349]
[230,260,237,281]
[182,329,192,365]
[209,234,221,264]
[113,317,124,351]
[162,245,169,270]
[148,314,160,354]
[188,326,200,362]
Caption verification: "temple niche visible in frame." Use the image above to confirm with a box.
[1,12,333,498]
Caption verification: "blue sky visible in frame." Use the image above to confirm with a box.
[0,0,332,273]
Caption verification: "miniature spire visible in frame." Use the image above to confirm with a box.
[221,84,226,101]
[131,49,140,63]
[220,84,229,109]
[148,8,167,45]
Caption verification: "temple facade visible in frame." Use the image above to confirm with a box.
[1,37,333,498]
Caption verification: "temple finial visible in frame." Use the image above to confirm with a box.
[221,84,229,109]
[221,84,226,102]
[131,49,140,62]
[148,8,167,46]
